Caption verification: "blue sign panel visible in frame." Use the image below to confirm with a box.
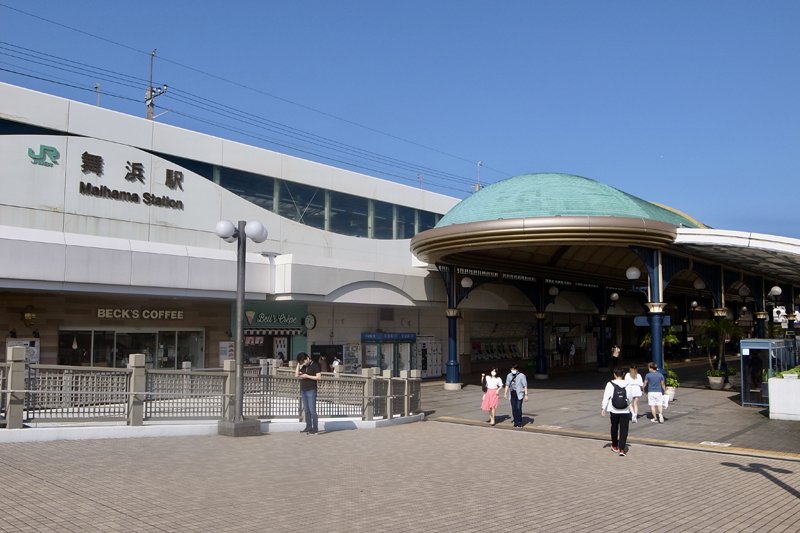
[361,332,417,342]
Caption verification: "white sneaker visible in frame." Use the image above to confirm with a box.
[658,413,664,423]
[631,415,637,423]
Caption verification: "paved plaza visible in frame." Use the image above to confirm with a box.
[1,360,799,532]
[0,416,798,532]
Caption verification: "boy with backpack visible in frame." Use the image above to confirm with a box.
[601,367,631,456]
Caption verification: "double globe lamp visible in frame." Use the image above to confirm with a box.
[215,219,268,435]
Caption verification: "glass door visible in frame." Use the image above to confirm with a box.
[177,331,204,369]
[114,332,157,368]
[157,331,178,369]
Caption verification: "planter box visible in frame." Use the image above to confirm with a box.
[768,377,800,421]
[707,376,725,390]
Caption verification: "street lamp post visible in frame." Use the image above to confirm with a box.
[216,219,268,437]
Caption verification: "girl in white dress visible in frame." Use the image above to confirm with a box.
[624,366,644,422]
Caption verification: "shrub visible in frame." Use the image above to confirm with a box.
[706,369,727,377]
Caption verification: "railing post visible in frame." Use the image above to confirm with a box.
[222,359,236,421]
[400,370,411,416]
[382,369,393,420]
[127,353,145,426]
[5,346,26,429]
[410,369,421,415]
[362,368,375,421]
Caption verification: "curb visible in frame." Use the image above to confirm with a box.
[431,415,800,463]
[0,413,426,443]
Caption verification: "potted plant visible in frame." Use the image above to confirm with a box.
[665,365,679,402]
[768,365,800,420]
[700,316,740,389]
[706,368,726,390]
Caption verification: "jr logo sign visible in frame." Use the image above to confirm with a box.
[28,145,60,167]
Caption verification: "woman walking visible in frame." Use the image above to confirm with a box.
[624,365,643,422]
[480,368,503,426]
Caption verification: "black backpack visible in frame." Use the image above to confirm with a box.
[610,382,628,409]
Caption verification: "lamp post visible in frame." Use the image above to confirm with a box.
[216,219,268,437]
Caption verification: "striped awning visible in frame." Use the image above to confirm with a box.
[244,328,303,336]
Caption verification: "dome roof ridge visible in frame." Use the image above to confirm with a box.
[436,172,701,228]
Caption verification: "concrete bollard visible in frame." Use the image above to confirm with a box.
[127,353,146,426]
[5,346,26,429]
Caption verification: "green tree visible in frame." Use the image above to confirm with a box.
[701,316,740,370]
[639,329,681,356]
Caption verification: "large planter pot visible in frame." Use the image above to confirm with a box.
[768,377,800,420]
[707,376,725,390]
[665,386,676,402]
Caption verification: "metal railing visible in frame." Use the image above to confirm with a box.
[145,370,227,420]
[1,348,422,428]
[25,365,131,423]
[0,362,7,423]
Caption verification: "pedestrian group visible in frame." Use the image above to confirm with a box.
[479,353,670,458]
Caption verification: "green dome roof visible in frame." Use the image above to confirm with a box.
[436,173,702,229]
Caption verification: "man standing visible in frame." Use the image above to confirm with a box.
[503,363,528,427]
[642,361,666,423]
[295,352,321,434]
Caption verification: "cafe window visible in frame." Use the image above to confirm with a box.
[58,329,205,369]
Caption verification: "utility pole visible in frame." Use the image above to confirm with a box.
[146,48,168,120]
[94,83,100,106]
[474,160,483,192]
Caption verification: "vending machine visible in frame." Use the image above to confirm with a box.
[416,336,443,378]
[360,332,417,377]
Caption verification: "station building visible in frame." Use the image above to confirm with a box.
[0,82,455,375]
[2,81,799,385]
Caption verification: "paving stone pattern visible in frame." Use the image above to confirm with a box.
[0,420,798,532]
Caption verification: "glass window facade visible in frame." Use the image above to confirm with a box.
[57,329,205,369]
[155,151,447,240]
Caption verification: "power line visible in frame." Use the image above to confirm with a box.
[0,42,477,188]
[0,66,474,195]
[0,67,140,103]
[0,2,512,179]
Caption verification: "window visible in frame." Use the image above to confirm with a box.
[220,168,275,212]
[329,191,368,237]
[396,205,416,239]
[418,210,438,232]
[278,181,325,229]
[372,200,394,239]
[58,329,205,368]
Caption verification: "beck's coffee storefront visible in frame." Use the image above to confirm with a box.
[2,293,312,369]
[2,292,231,369]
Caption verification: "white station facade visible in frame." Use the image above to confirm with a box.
[2,81,799,383]
[0,82,457,375]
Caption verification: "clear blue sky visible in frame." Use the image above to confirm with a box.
[1,1,798,237]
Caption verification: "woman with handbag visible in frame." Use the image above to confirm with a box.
[480,367,503,426]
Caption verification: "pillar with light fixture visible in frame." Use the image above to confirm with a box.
[768,285,784,337]
[598,291,619,370]
[215,219,268,437]
[534,311,547,379]
[438,265,472,390]
[626,250,667,373]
